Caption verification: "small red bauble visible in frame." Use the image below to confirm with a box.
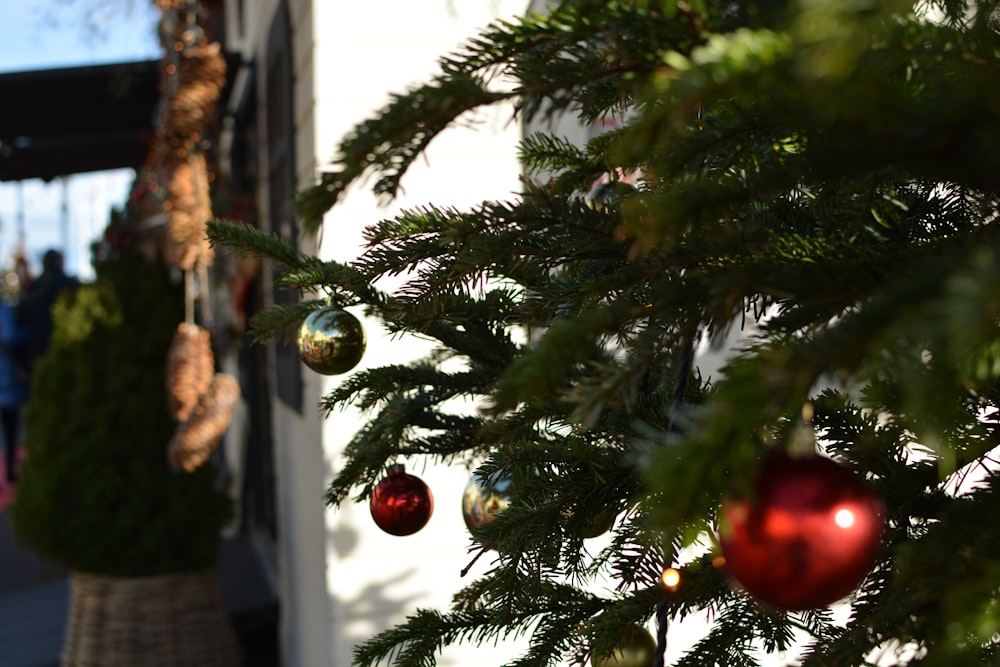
[719,451,884,611]
[370,464,434,536]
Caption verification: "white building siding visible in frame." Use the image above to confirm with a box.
[310,3,528,664]
[231,0,531,664]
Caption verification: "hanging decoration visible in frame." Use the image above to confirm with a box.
[167,373,241,472]
[369,464,434,536]
[718,450,884,611]
[163,151,214,272]
[561,505,616,540]
[578,509,615,539]
[585,180,636,212]
[296,306,367,375]
[149,2,227,273]
[590,624,657,667]
[149,0,240,473]
[166,322,214,422]
[461,470,513,536]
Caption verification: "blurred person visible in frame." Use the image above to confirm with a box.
[17,249,80,384]
[0,296,27,486]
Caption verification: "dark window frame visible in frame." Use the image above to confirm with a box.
[265,0,303,412]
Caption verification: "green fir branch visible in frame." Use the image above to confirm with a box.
[206,219,309,269]
[246,300,325,345]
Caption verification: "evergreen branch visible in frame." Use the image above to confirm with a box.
[353,590,605,667]
[295,2,707,232]
[487,302,641,415]
[246,300,325,345]
[296,75,512,232]
[672,595,795,667]
[619,21,1000,251]
[206,219,308,269]
[518,132,592,179]
[321,363,486,413]
[324,378,490,505]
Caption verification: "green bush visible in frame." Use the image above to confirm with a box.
[11,249,231,576]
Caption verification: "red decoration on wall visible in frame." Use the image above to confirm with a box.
[719,451,884,611]
[370,464,434,536]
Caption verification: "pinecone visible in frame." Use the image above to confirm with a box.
[168,373,241,473]
[146,40,226,271]
[159,43,227,154]
[163,153,213,271]
[166,322,214,422]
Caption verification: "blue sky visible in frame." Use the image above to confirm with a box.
[0,1,162,281]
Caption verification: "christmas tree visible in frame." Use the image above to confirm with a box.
[209,0,1000,664]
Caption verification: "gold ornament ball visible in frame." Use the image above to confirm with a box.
[590,625,657,667]
[561,505,617,539]
[578,508,616,539]
[297,307,366,375]
[461,471,513,532]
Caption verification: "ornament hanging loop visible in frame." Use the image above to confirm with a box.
[787,402,818,458]
[184,267,196,325]
[182,259,213,329]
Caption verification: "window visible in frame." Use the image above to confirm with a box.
[265,0,302,412]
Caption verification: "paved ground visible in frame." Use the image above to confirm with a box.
[0,577,66,667]
[0,483,67,667]
[0,485,66,594]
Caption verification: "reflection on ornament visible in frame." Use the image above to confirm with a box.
[585,180,636,211]
[297,307,366,375]
[719,451,884,611]
[370,464,434,536]
[590,624,657,667]
[462,470,512,532]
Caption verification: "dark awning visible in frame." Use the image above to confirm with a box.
[0,54,239,183]
[0,59,162,182]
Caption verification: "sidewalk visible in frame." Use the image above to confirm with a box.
[0,576,66,667]
[0,486,67,667]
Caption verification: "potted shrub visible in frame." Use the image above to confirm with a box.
[10,245,240,666]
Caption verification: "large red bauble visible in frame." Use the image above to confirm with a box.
[719,451,884,611]
[370,464,434,536]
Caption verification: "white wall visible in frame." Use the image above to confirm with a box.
[232,0,335,665]
[310,3,529,664]
[235,1,532,665]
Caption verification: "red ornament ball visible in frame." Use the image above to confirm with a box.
[719,451,884,611]
[370,464,434,536]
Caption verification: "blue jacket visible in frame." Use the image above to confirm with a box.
[0,303,28,409]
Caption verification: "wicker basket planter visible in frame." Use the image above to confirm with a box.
[62,570,242,667]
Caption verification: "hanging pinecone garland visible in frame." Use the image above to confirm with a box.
[163,152,214,271]
[166,322,214,423]
[152,2,238,473]
[168,373,241,473]
[147,0,227,273]
[154,41,226,272]
[158,42,227,156]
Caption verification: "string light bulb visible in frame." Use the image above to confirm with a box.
[660,567,681,590]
